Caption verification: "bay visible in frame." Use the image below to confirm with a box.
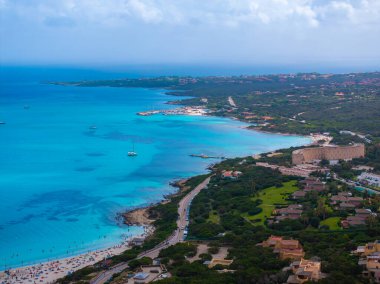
[0,67,310,268]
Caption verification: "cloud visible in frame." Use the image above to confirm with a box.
[1,0,379,30]
[1,0,379,66]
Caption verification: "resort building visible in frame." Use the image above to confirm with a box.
[286,258,326,284]
[292,144,365,165]
[260,236,305,260]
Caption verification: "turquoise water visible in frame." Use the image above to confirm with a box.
[0,68,310,269]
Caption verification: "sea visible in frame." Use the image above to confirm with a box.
[0,66,310,269]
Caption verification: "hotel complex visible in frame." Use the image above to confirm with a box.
[292,144,365,165]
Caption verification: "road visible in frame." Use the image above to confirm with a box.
[90,262,129,284]
[138,176,211,259]
[334,175,379,195]
[228,96,236,107]
[90,176,211,284]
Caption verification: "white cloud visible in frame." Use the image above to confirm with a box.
[2,0,380,29]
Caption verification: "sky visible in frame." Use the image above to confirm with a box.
[1,0,380,69]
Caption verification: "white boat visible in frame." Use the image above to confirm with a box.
[127,143,138,157]
[89,125,97,130]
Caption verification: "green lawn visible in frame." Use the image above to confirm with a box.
[246,180,299,225]
[207,210,220,224]
[320,217,342,230]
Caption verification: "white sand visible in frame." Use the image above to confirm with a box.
[0,226,154,284]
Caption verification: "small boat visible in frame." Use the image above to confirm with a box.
[127,143,138,157]
[0,121,5,125]
[89,125,97,130]
[24,105,30,109]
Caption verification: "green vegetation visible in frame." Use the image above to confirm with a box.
[62,72,380,140]
[320,217,342,230]
[207,210,220,224]
[249,181,298,225]
[56,175,209,284]
[54,71,380,283]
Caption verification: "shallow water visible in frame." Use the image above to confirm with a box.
[0,68,310,268]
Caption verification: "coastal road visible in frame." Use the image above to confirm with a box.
[90,262,129,284]
[138,176,211,258]
[90,176,211,284]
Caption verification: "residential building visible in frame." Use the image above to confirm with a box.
[287,258,326,284]
[260,236,305,260]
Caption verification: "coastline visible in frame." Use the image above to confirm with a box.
[0,178,189,284]
[1,88,313,283]
[0,226,154,284]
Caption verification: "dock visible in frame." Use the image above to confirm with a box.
[189,154,225,159]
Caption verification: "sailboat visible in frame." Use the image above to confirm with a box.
[127,142,138,157]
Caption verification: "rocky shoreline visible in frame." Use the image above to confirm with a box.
[122,178,190,227]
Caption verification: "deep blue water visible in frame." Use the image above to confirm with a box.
[0,67,310,269]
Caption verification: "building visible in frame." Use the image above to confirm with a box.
[287,258,326,284]
[355,241,380,283]
[300,177,326,192]
[221,170,242,179]
[292,190,307,199]
[342,209,376,228]
[130,237,145,247]
[128,265,168,284]
[292,144,365,165]
[260,236,305,260]
[330,192,363,209]
[273,204,303,222]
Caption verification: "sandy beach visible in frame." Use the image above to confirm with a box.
[0,226,154,284]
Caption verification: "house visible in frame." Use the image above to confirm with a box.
[330,193,363,209]
[347,196,364,207]
[355,241,380,283]
[273,204,303,222]
[130,237,145,247]
[292,190,306,199]
[341,209,375,228]
[221,170,242,179]
[287,258,326,284]
[301,178,326,192]
[260,236,305,260]
[339,202,356,210]
[356,208,373,217]
[356,240,380,257]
